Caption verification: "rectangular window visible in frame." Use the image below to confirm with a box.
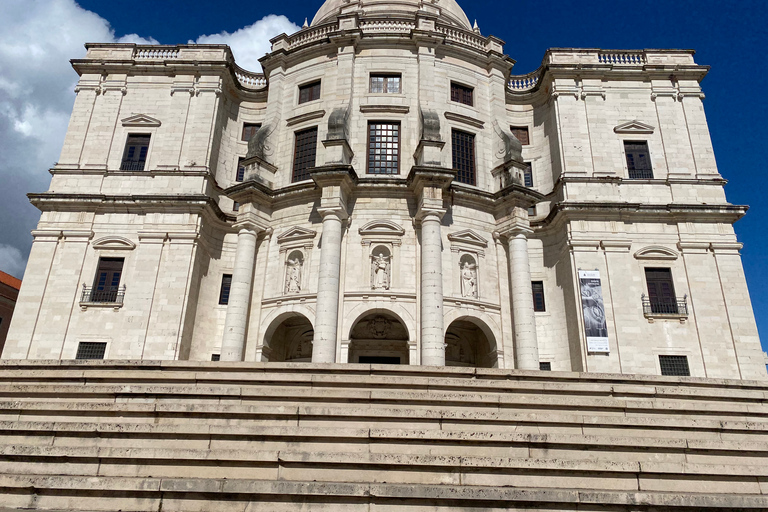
[233,201,240,212]
[76,342,107,360]
[452,129,476,185]
[370,74,401,94]
[236,157,246,182]
[219,274,232,305]
[450,82,474,106]
[298,80,321,104]
[539,362,552,371]
[511,126,530,145]
[532,281,546,312]
[120,134,150,171]
[645,268,678,314]
[367,122,400,174]
[241,123,260,142]
[528,206,536,216]
[292,127,318,182]
[523,162,534,187]
[211,354,221,361]
[659,355,690,376]
[625,141,653,179]
[91,258,124,303]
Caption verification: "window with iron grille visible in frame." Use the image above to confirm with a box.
[523,162,534,187]
[236,157,245,182]
[370,74,401,94]
[659,355,690,376]
[219,274,232,305]
[76,342,107,360]
[452,129,476,185]
[450,82,473,106]
[211,354,221,361]
[292,127,318,182]
[532,281,546,312]
[298,81,321,104]
[367,122,400,174]
[645,268,678,314]
[539,362,552,371]
[120,134,150,171]
[242,123,260,142]
[625,141,653,179]
[511,126,530,145]
[91,258,124,303]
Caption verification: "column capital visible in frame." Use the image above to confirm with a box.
[415,208,446,223]
[232,220,265,235]
[499,224,533,240]
[318,206,349,221]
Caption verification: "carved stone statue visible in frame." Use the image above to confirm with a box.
[460,261,477,298]
[285,257,303,294]
[372,252,390,290]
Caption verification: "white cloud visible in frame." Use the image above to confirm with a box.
[191,15,300,71]
[0,0,293,280]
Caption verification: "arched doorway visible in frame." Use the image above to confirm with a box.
[262,314,313,362]
[348,312,410,364]
[444,319,498,368]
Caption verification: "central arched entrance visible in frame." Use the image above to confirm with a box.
[348,312,410,364]
[262,314,314,362]
[445,319,498,368]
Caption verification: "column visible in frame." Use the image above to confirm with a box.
[507,229,540,370]
[312,210,345,363]
[420,210,446,366]
[220,224,259,361]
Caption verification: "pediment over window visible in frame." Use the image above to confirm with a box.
[277,226,317,245]
[358,220,405,237]
[121,114,162,128]
[92,236,136,250]
[634,245,678,260]
[614,120,655,134]
[448,229,488,248]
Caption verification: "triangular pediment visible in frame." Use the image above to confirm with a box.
[359,220,405,237]
[277,226,317,244]
[92,236,136,250]
[121,114,162,128]
[447,229,488,248]
[614,120,655,134]
[634,245,678,260]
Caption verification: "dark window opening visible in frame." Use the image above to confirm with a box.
[299,81,321,104]
[89,258,124,303]
[292,127,318,182]
[528,206,536,216]
[625,141,653,179]
[532,281,546,312]
[359,356,401,364]
[211,354,221,361]
[233,201,240,212]
[511,126,530,145]
[523,162,534,187]
[236,157,246,182]
[367,122,400,174]
[219,274,232,305]
[645,268,678,314]
[76,342,107,360]
[539,361,552,371]
[450,82,474,106]
[452,129,476,185]
[370,74,401,93]
[242,123,261,142]
[121,134,150,171]
[659,355,690,376]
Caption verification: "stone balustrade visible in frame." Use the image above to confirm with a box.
[508,70,541,92]
[133,47,179,60]
[234,66,267,89]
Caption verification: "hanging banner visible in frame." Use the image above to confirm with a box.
[578,270,610,353]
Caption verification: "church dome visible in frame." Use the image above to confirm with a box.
[311,0,472,30]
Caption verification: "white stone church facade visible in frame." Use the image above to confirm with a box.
[4,0,765,380]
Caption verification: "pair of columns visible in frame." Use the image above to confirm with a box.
[220,210,539,371]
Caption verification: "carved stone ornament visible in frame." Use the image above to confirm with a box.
[460,261,478,298]
[367,316,392,339]
[285,253,304,294]
[246,120,277,161]
[371,252,391,290]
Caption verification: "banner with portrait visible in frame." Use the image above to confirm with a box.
[578,270,610,353]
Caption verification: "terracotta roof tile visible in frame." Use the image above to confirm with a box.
[0,271,22,290]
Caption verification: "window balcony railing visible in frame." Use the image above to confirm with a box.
[80,284,126,305]
[120,160,146,171]
[628,168,654,179]
[642,294,688,317]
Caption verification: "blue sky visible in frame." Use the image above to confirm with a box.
[1,0,766,352]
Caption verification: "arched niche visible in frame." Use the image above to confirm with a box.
[284,249,305,294]
[444,316,498,368]
[458,253,479,299]
[348,311,410,365]
[370,244,392,290]
[262,312,314,362]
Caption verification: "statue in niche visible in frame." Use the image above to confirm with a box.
[285,254,303,294]
[460,261,478,298]
[371,252,391,290]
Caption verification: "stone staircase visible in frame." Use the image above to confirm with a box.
[0,360,766,511]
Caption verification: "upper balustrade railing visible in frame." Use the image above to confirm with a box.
[133,47,179,60]
[508,70,542,92]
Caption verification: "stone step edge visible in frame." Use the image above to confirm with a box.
[3,421,767,453]
[0,475,765,508]
[1,445,766,476]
